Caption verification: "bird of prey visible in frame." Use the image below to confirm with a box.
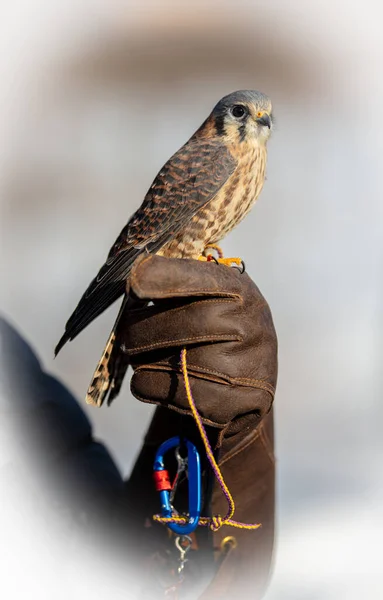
[55,90,274,407]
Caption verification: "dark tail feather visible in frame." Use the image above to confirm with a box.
[55,332,70,357]
[54,281,124,356]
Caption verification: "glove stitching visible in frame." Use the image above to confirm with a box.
[218,429,262,467]
[133,280,242,301]
[133,362,275,396]
[127,298,238,320]
[123,334,241,354]
[259,424,276,465]
[183,362,275,394]
[130,254,153,295]
[130,256,243,300]
[148,361,275,394]
[133,364,231,386]
[131,256,254,308]
[155,290,240,298]
[130,384,225,428]
[126,298,237,326]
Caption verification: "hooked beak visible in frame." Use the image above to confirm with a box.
[256,114,271,129]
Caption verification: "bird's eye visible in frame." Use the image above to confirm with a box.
[231,105,246,119]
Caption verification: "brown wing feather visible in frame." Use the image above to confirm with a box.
[55,138,236,354]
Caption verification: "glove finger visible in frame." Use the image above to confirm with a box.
[130,367,273,427]
[120,297,243,355]
[128,254,251,301]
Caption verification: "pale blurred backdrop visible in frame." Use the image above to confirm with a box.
[0,1,382,598]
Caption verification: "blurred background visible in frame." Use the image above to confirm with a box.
[0,0,382,598]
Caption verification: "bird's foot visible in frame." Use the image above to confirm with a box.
[214,257,245,272]
[198,253,245,272]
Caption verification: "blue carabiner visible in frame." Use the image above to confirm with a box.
[153,436,201,535]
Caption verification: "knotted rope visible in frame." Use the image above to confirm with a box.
[153,348,261,532]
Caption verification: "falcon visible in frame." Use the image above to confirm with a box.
[55,90,274,407]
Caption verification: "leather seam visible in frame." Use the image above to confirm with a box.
[132,262,243,300]
[218,430,261,466]
[134,362,275,396]
[130,254,153,296]
[128,297,237,320]
[183,362,275,394]
[123,334,241,354]
[259,424,275,465]
[130,381,225,428]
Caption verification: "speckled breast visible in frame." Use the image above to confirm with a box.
[161,143,267,259]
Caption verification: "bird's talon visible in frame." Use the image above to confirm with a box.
[206,254,219,264]
[234,259,246,274]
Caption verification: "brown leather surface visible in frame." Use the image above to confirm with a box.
[120,254,277,432]
[119,255,278,598]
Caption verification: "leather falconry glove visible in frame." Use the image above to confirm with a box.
[121,254,277,439]
[119,254,278,599]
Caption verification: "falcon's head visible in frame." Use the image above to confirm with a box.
[209,90,273,145]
